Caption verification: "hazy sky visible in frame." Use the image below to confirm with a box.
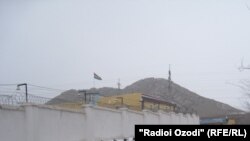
[1,0,250,110]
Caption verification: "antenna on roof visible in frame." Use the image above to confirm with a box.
[168,64,172,82]
[168,64,172,89]
[117,78,121,95]
[117,79,121,90]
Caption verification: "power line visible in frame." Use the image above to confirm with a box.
[28,84,66,92]
[0,84,18,86]
[0,83,65,92]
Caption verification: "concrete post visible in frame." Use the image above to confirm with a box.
[183,114,188,125]
[194,114,200,125]
[185,114,191,125]
[158,110,173,124]
[158,110,165,124]
[177,113,184,125]
[171,112,179,124]
[142,109,150,124]
[23,104,37,141]
[169,112,175,124]
[83,104,95,141]
[120,107,129,138]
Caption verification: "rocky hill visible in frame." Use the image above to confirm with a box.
[47,77,242,117]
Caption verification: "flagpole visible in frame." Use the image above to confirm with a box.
[93,77,95,88]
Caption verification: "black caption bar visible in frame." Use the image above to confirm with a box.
[135,125,250,141]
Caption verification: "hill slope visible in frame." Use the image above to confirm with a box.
[47,77,241,117]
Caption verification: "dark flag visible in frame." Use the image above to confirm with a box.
[94,73,102,80]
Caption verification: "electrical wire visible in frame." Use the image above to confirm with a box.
[28,84,65,92]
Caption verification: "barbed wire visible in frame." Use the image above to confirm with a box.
[0,93,51,106]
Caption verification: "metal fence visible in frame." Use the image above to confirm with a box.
[0,94,51,106]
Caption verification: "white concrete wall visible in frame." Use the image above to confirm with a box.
[88,106,123,140]
[0,104,199,141]
[32,106,86,141]
[0,106,25,141]
[0,105,86,141]
[126,110,144,137]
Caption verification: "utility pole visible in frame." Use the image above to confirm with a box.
[168,64,172,81]
[168,64,172,89]
[117,79,121,95]
[117,79,121,90]
[17,83,28,103]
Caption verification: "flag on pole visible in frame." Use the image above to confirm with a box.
[94,73,102,80]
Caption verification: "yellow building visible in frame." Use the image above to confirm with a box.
[227,118,236,125]
[52,102,83,109]
[97,93,176,112]
[51,92,177,112]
